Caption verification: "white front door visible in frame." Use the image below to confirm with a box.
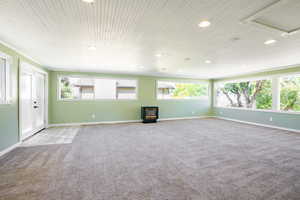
[20,66,46,140]
[33,73,45,131]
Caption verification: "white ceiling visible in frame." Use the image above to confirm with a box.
[1,0,300,79]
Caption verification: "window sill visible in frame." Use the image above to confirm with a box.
[214,106,300,115]
[157,97,209,101]
[57,99,139,102]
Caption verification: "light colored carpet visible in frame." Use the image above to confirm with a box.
[0,118,300,200]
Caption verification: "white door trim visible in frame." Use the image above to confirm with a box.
[19,61,48,141]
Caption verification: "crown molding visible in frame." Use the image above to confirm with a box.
[0,39,43,66]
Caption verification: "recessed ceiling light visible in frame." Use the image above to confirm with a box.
[177,69,183,73]
[198,20,211,28]
[139,66,145,69]
[264,39,277,45]
[231,37,240,42]
[88,45,96,50]
[281,31,298,37]
[156,54,162,57]
[205,60,212,64]
[82,0,95,3]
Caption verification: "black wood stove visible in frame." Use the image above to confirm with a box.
[141,106,159,123]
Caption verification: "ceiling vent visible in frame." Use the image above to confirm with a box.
[242,0,300,35]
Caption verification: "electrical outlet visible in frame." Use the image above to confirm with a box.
[92,114,96,119]
[269,117,273,122]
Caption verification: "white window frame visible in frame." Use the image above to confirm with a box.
[156,80,209,100]
[57,75,138,101]
[0,51,12,104]
[278,73,300,113]
[214,77,273,111]
[214,73,300,115]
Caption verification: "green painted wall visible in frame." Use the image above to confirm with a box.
[49,71,211,124]
[0,42,46,152]
[213,66,300,131]
[2,38,300,153]
[214,107,300,130]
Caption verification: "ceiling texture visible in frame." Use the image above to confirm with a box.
[1,0,300,78]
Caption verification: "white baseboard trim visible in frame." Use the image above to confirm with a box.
[48,120,143,127]
[48,116,212,128]
[158,116,211,121]
[215,116,300,133]
[0,142,22,157]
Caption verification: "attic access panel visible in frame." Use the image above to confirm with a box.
[243,0,300,35]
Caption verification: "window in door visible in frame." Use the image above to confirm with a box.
[0,53,10,104]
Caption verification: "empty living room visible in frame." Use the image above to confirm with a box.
[1,0,300,199]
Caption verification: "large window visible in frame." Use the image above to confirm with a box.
[157,81,208,99]
[216,79,272,110]
[280,75,300,112]
[0,52,10,104]
[59,76,137,100]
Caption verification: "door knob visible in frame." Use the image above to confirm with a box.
[33,105,39,109]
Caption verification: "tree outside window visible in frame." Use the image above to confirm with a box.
[216,80,272,110]
[157,81,208,99]
[280,76,300,111]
